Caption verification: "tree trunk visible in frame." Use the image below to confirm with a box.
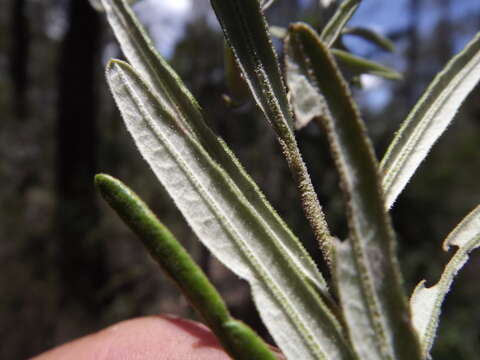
[56,0,105,312]
[9,0,29,120]
[436,0,453,64]
[403,0,420,106]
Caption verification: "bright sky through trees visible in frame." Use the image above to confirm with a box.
[135,0,479,110]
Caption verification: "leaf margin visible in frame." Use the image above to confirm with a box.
[106,58,354,360]
[100,0,329,296]
[380,32,480,209]
[410,204,480,357]
[286,22,423,360]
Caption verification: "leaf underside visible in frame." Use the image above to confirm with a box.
[380,32,480,209]
[210,0,293,134]
[100,0,329,297]
[286,23,423,360]
[332,49,402,80]
[99,2,480,360]
[106,59,352,360]
[95,174,278,360]
[210,0,333,266]
[320,0,361,47]
[410,204,480,358]
[288,0,398,130]
[342,27,395,53]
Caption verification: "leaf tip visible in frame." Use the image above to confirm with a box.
[94,173,128,205]
[106,58,124,73]
[287,21,310,35]
[442,241,452,252]
[94,172,112,187]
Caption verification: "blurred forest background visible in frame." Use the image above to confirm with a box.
[1,0,479,358]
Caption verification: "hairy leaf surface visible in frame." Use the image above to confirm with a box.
[210,0,293,136]
[342,27,395,52]
[285,43,399,129]
[96,174,278,360]
[285,42,329,130]
[286,23,423,360]
[210,0,333,264]
[332,49,402,80]
[101,0,328,296]
[380,32,480,208]
[320,0,361,47]
[410,204,480,357]
[106,60,353,360]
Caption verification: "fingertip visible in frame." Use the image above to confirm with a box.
[33,315,230,360]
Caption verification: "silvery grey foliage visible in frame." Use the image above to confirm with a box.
[96,0,480,359]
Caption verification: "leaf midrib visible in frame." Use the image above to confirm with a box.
[231,0,292,134]
[108,1,323,291]
[106,0,193,131]
[115,65,334,360]
[381,43,480,200]
[288,26,400,359]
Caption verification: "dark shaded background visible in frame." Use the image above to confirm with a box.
[1,0,479,358]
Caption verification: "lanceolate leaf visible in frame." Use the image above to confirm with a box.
[285,45,329,130]
[210,0,334,264]
[320,0,361,47]
[286,23,423,360]
[380,32,480,209]
[342,27,395,53]
[286,31,399,129]
[332,49,402,80]
[95,174,278,360]
[210,0,293,134]
[287,29,399,130]
[410,204,480,358]
[100,0,201,136]
[100,0,329,297]
[106,60,354,360]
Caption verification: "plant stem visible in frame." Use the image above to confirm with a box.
[279,135,333,266]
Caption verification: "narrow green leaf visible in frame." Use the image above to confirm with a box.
[106,59,354,360]
[342,27,395,52]
[286,31,399,129]
[320,0,361,47]
[332,49,402,80]
[101,0,329,299]
[95,174,277,360]
[410,204,480,358]
[210,0,293,134]
[380,32,480,209]
[286,23,423,360]
[210,0,334,264]
[100,0,201,137]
